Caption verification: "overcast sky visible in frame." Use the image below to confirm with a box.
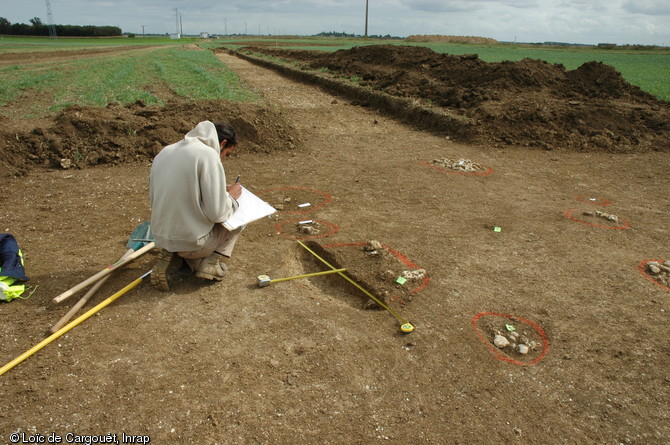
[3,0,670,45]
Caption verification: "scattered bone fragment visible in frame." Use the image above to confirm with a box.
[431,157,484,172]
[401,269,426,280]
[363,240,383,256]
[595,210,619,223]
[298,223,320,235]
[494,334,510,348]
[647,262,662,275]
[491,326,538,357]
[645,260,670,287]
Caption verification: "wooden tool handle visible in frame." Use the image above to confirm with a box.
[2,271,152,376]
[52,242,155,303]
[49,248,135,333]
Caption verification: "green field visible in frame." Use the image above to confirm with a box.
[0,38,259,117]
[1,36,668,119]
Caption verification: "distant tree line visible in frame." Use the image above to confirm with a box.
[597,42,664,50]
[315,31,401,40]
[0,17,122,37]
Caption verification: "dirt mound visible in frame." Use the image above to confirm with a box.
[0,100,301,178]
[242,44,670,152]
[565,61,642,99]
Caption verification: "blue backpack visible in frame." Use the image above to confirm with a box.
[0,234,30,302]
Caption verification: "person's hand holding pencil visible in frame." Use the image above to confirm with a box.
[227,175,242,199]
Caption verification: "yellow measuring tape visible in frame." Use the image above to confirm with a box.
[297,240,414,333]
[0,271,151,376]
[270,268,347,284]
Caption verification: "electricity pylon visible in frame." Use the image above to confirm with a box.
[45,0,57,39]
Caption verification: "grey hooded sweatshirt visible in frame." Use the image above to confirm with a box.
[149,121,238,252]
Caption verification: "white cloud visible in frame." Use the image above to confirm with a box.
[406,1,482,13]
[3,0,669,45]
[405,0,540,13]
[623,0,670,15]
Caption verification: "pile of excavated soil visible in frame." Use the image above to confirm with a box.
[0,100,300,178]
[241,44,670,152]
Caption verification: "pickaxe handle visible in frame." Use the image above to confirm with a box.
[49,247,135,333]
[52,242,155,303]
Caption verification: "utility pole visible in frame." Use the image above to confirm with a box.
[175,8,180,37]
[142,25,145,36]
[364,0,369,38]
[45,0,57,39]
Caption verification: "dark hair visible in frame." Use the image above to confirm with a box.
[214,121,237,147]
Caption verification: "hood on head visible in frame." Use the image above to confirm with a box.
[184,121,220,153]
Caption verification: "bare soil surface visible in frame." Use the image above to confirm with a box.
[0,46,160,66]
[1,45,669,444]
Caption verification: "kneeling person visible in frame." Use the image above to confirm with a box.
[149,120,243,290]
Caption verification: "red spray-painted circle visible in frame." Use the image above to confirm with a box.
[256,187,332,214]
[472,312,550,366]
[637,259,670,292]
[564,209,632,230]
[322,242,430,302]
[576,195,612,206]
[275,219,341,240]
[420,160,493,176]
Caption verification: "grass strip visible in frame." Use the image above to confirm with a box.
[0,46,259,118]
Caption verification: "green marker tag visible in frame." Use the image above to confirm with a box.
[494,226,502,232]
[505,324,516,332]
[396,276,407,285]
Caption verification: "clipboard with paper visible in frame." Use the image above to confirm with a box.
[223,186,276,230]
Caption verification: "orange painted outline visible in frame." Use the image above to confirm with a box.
[576,195,612,206]
[420,160,494,176]
[321,242,430,301]
[637,259,670,292]
[472,312,550,366]
[275,219,341,240]
[256,187,332,214]
[564,209,632,230]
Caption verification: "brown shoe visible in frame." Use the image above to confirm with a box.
[151,249,184,291]
[194,253,228,281]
